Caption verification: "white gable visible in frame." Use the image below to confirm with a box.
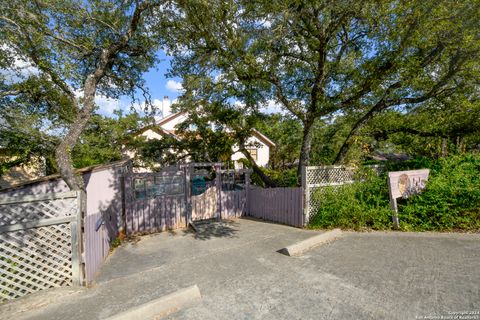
[158,112,188,132]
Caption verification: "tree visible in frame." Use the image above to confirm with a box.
[254,114,303,170]
[160,0,480,183]
[362,92,480,158]
[72,111,146,168]
[0,0,165,191]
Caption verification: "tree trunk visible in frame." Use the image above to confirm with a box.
[239,148,278,188]
[296,118,315,185]
[55,75,98,191]
[441,138,448,157]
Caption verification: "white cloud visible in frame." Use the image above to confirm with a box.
[263,99,284,114]
[166,79,183,92]
[0,44,40,83]
[95,94,122,115]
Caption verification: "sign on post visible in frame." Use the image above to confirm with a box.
[387,169,430,229]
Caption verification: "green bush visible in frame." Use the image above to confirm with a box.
[250,167,298,187]
[309,154,480,231]
[398,154,480,231]
[308,169,392,230]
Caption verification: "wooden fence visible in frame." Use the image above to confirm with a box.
[126,195,186,234]
[221,190,247,219]
[124,170,187,234]
[247,187,304,227]
[0,191,82,302]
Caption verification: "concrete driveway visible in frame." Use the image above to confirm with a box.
[2,219,479,320]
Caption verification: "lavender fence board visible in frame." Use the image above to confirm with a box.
[247,187,304,227]
[125,195,186,234]
[84,212,109,283]
[192,187,218,220]
[221,190,247,219]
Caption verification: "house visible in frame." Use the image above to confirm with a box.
[129,110,275,169]
[0,151,47,189]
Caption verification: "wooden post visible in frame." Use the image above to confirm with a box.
[119,175,126,233]
[215,164,222,220]
[71,190,85,286]
[245,171,251,216]
[387,174,400,229]
[301,166,308,227]
[184,165,192,227]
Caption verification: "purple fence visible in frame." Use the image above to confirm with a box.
[84,212,109,283]
[126,195,186,233]
[247,187,304,227]
[221,190,247,219]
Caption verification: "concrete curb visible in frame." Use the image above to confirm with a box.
[104,285,201,320]
[279,229,343,256]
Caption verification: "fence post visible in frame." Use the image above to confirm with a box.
[184,165,192,226]
[71,190,85,286]
[301,166,308,227]
[215,164,222,220]
[123,173,132,234]
[245,171,251,216]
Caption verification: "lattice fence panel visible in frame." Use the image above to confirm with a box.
[0,192,79,302]
[305,166,356,186]
[0,198,77,227]
[303,165,383,223]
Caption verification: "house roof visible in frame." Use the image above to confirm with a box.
[135,125,179,140]
[156,111,187,126]
[251,129,276,148]
[136,111,275,148]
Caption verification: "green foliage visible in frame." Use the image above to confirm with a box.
[162,0,480,176]
[308,169,392,230]
[0,0,165,185]
[72,111,145,168]
[309,154,480,231]
[249,166,297,187]
[254,114,302,169]
[398,155,480,231]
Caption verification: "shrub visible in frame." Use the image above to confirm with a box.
[308,169,392,230]
[250,167,298,187]
[398,154,480,231]
[309,154,480,231]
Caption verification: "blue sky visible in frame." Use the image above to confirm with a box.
[96,50,283,117]
[141,50,182,102]
[97,50,184,118]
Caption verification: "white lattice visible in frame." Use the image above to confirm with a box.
[0,198,77,226]
[304,165,383,223]
[306,166,356,186]
[0,192,79,302]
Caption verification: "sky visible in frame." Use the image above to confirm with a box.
[97,50,283,118]
[96,50,184,118]
[3,47,282,119]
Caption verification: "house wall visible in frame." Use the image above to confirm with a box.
[0,156,46,189]
[231,135,270,168]
[129,113,273,170]
[125,128,183,172]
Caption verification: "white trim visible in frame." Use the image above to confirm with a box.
[251,129,276,147]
